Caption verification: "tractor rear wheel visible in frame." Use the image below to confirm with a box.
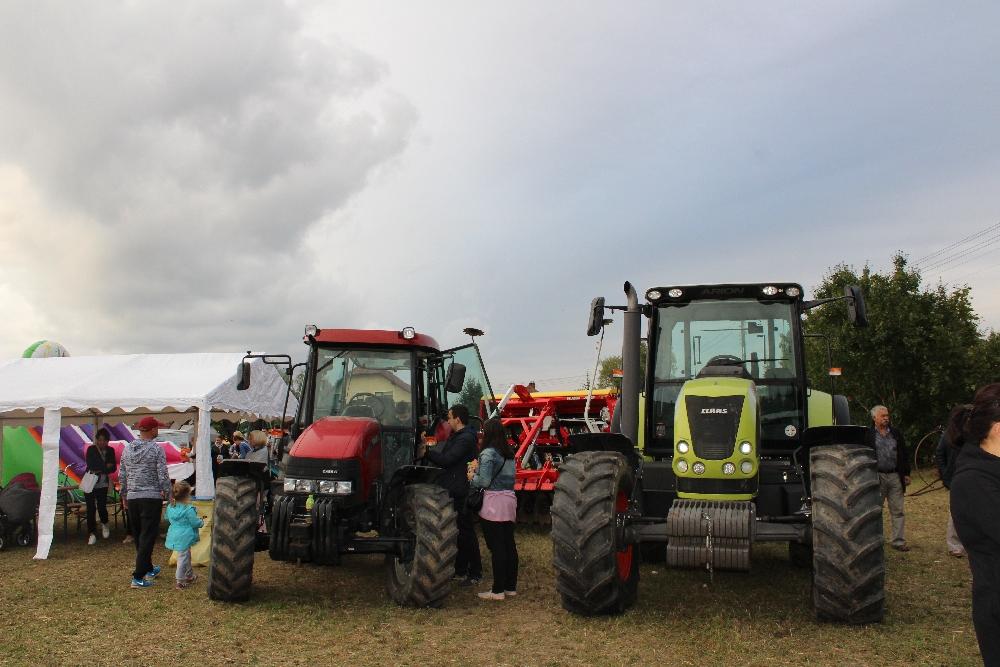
[810,444,885,623]
[551,451,639,615]
[385,484,458,608]
[208,476,259,602]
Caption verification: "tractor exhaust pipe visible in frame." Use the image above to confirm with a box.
[620,281,642,447]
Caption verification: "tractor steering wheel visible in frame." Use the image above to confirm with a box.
[704,354,746,368]
[348,392,386,418]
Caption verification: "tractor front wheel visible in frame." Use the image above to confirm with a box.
[810,444,885,623]
[208,476,259,602]
[551,451,639,615]
[385,484,458,608]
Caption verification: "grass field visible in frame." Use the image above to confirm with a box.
[0,489,983,667]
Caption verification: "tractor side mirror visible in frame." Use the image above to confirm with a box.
[445,363,467,393]
[236,361,252,391]
[844,285,868,328]
[587,297,606,336]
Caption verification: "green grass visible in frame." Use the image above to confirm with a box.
[0,490,982,666]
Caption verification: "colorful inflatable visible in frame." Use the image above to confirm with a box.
[1,422,192,488]
[22,341,70,358]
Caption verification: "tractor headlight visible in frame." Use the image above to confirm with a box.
[676,459,689,473]
[668,288,683,298]
[741,460,754,474]
[646,290,662,300]
[786,287,801,297]
[762,286,778,296]
[304,325,319,337]
[318,480,353,495]
[400,327,416,340]
[692,462,705,475]
[677,440,690,454]
[284,478,315,493]
[739,441,752,455]
[722,462,736,475]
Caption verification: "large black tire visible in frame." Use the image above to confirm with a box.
[551,451,639,615]
[208,476,259,602]
[385,484,458,608]
[810,445,885,623]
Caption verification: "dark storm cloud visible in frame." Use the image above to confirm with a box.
[0,0,415,355]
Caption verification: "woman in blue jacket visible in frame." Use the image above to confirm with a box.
[468,418,518,600]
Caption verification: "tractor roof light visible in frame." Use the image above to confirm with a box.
[785,286,801,297]
[692,462,706,475]
[761,286,779,296]
[304,325,319,337]
[400,327,416,340]
[668,288,683,298]
[647,290,662,300]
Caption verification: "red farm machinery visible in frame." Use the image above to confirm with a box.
[496,385,618,523]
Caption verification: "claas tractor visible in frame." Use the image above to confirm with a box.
[551,282,885,623]
[207,326,496,607]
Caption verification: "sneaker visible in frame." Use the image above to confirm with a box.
[478,591,505,600]
[131,578,152,589]
[87,534,97,546]
[459,576,482,588]
[175,581,189,589]
[184,574,199,584]
[145,565,162,581]
[949,550,964,558]
[452,572,468,581]
[123,535,133,544]
[504,590,517,597]
[102,523,110,539]
[892,544,911,552]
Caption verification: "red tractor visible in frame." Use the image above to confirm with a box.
[496,385,618,523]
[208,326,496,607]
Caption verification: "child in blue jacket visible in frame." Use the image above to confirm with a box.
[165,481,204,589]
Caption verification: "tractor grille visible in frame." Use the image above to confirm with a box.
[685,395,744,460]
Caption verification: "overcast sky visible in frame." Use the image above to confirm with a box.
[1,2,999,391]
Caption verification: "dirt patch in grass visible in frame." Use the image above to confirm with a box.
[0,490,982,666]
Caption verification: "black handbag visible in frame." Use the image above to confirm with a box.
[466,455,508,513]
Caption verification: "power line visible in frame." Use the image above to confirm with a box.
[921,233,1000,273]
[915,221,1000,266]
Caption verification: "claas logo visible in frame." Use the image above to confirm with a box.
[701,408,728,414]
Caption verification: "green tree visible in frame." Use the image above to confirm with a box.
[803,253,1000,444]
[457,378,484,415]
[595,342,647,389]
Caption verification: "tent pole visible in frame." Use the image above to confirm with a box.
[34,408,61,560]
[195,405,214,499]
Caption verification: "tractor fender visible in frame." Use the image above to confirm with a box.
[379,465,445,529]
[218,459,270,483]
[566,432,641,472]
[800,425,867,450]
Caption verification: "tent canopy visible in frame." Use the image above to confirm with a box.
[0,353,297,560]
[0,353,294,417]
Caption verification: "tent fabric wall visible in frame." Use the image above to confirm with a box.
[0,353,295,560]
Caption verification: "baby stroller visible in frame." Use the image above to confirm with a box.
[0,473,40,551]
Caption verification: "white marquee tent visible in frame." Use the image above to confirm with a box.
[0,353,296,559]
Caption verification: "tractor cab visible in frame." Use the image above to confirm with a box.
[291,327,496,489]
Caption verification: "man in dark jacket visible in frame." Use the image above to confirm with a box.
[936,431,965,557]
[863,405,911,551]
[419,404,482,586]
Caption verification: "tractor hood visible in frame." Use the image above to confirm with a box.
[291,417,381,461]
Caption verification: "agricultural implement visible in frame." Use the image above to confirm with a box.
[551,281,886,624]
[208,326,496,607]
[495,385,618,523]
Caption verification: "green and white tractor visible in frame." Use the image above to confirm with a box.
[550,282,884,623]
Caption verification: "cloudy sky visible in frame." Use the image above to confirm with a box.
[1,1,999,391]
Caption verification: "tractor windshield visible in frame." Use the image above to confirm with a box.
[650,299,804,453]
[312,348,413,427]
